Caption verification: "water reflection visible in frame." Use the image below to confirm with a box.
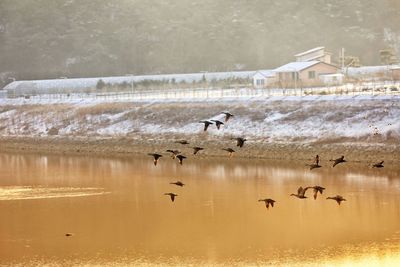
[0,153,400,266]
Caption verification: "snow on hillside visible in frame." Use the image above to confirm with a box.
[0,95,399,144]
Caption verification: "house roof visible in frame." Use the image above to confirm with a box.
[294,47,325,57]
[273,61,321,72]
[253,69,275,78]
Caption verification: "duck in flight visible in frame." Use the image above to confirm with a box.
[148,153,162,166]
[258,198,276,209]
[310,186,325,199]
[222,112,234,122]
[170,181,185,187]
[326,195,346,205]
[176,155,187,165]
[290,186,310,199]
[192,147,204,155]
[166,149,181,159]
[233,137,247,148]
[211,119,224,130]
[164,193,178,202]
[372,161,384,168]
[199,120,213,131]
[330,155,347,167]
[175,140,189,145]
[222,148,235,157]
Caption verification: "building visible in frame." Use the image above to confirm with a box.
[252,70,275,88]
[273,61,339,88]
[294,47,332,64]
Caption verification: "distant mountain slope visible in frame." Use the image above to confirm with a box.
[0,0,399,86]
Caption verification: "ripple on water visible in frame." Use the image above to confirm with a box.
[0,186,110,201]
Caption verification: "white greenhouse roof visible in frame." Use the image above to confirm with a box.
[3,71,257,91]
[253,69,275,78]
[273,61,320,73]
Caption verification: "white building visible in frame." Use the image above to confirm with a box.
[252,70,275,88]
[294,47,332,64]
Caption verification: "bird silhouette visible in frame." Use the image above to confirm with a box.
[192,147,204,155]
[222,112,234,122]
[310,186,325,199]
[222,148,235,157]
[211,119,224,130]
[65,233,74,237]
[175,140,189,145]
[166,149,181,159]
[199,120,213,131]
[372,161,384,168]
[330,156,347,167]
[258,198,276,209]
[170,181,185,187]
[306,163,322,170]
[290,186,311,199]
[148,153,162,166]
[164,193,178,202]
[233,137,247,148]
[176,155,187,165]
[326,195,346,205]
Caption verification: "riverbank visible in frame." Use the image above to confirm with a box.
[0,135,399,163]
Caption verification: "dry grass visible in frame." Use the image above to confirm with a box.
[75,103,134,116]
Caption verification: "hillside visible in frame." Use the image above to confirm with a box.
[1,1,400,87]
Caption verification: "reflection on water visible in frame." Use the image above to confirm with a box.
[0,153,400,266]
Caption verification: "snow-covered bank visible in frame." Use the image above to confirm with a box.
[0,95,399,160]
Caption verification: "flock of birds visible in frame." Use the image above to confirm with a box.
[147,111,387,210]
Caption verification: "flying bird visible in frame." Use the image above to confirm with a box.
[258,198,276,209]
[290,186,310,199]
[166,149,181,159]
[176,155,187,165]
[164,193,178,202]
[306,163,322,170]
[175,140,189,145]
[330,155,347,167]
[211,119,224,130]
[199,120,213,131]
[310,186,325,200]
[192,147,204,155]
[233,137,247,148]
[222,112,234,122]
[326,195,346,205]
[222,148,235,157]
[170,181,185,187]
[372,161,384,168]
[148,153,162,166]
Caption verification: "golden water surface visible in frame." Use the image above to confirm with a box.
[1,153,400,266]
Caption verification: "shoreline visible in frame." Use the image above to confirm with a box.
[0,135,399,163]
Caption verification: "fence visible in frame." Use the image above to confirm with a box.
[3,81,400,102]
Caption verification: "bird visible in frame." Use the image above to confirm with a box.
[306,163,321,170]
[211,119,224,130]
[222,148,235,157]
[330,155,347,167]
[310,186,325,200]
[199,120,213,131]
[148,153,162,166]
[65,233,74,237]
[326,195,346,205]
[164,193,178,202]
[166,149,181,159]
[176,155,187,165]
[290,186,310,199]
[233,137,247,148]
[258,198,276,209]
[372,161,384,168]
[175,140,189,145]
[222,112,234,122]
[314,154,320,165]
[170,181,185,187]
[192,147,204,155]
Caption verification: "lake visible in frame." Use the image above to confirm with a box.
[1,152,400,266]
